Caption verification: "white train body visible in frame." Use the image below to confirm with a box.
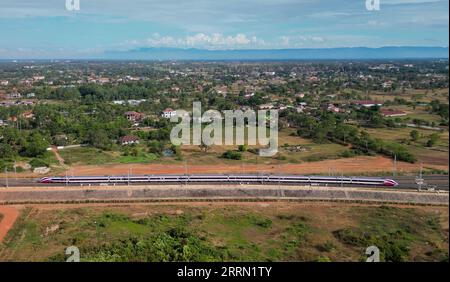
[39,175,399,187]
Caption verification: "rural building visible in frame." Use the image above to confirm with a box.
[162,108,177,119]
[380,109,407,117]
[327,104,341,113]
[33,76,45,81]
[119,135,140,146]
[8,116,17,122]
[382,81,393,88]
[353,100,383,108]
[124,111,145,123]
[215,86,228,96]
[259,103,274,110]
[22,110,35,119]
[6,91,21,99]
[97,77,110,84]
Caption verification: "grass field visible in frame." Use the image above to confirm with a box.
[55,128,348,167]
[368,88,449,104]
[365,127,449,166]
[0,203,448,262]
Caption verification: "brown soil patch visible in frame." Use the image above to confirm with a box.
[2,156,447,178]
[56,156,448,176]
[0,206,20,243]
[51,146,65,166]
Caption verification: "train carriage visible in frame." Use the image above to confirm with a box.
[39,175,399,187]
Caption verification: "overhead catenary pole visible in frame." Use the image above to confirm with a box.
[128,167,131,186]
[5,167,9,188]
[184,160,188,186]
[416,163,424,191]
[14,160,17,180]
[278,164,282,189]
[419,163,423,179]
[393,154,397,177]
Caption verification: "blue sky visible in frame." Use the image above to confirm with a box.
[0,0,448,58]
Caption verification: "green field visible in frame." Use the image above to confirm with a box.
[54,128,348,167]
[365,127,449,166]
[1,203,448,262]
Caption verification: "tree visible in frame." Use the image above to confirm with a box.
[148,140,164,154]
[21,133,49,158]
[426,133,440,147]
[0,143,14,159]
[86,129,111,150]
[410,130,419,141]
[131,147,139,157]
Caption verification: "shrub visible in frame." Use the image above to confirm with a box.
[316,241,336,252]
[340,150,356,158]
[29,158,49,168]
[0,160,14,171]
[238,145,248,152]
[222,150,242,160]
[252,218,272,228]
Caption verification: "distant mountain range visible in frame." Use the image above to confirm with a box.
[102,46,449,60]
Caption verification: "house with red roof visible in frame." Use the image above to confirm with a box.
[380,109,407,117]
[119,135,140,146]
[162,108,177,119]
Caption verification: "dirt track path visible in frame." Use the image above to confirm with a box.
[0,206,19,243]
[51,146,65,166]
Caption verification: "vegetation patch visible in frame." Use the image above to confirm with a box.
[0,205,447,262]
[333,206,448,262]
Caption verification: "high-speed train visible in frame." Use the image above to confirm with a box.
[39,174,399,187]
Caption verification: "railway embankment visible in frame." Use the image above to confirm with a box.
[0,185,448,206]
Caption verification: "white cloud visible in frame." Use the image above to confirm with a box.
[126,33,267,49]
[278,35,326,47]
[123,33,334,49]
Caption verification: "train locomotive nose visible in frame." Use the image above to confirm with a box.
[39,177,51,183]
[384,179,399,187]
